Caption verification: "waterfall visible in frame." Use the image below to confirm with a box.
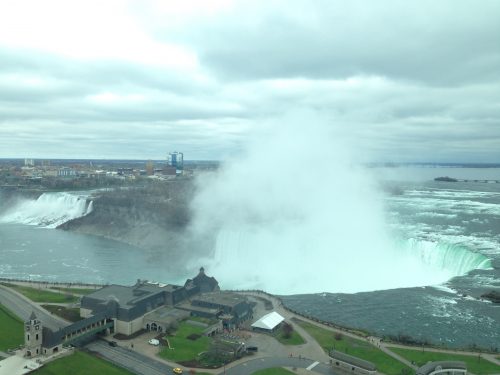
[203,228,493,294]
[0,192,93,228]
[403,238,492,275]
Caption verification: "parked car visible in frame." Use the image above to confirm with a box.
[108,341,117,347]
[172,367,183,374]
[148,338,160,346]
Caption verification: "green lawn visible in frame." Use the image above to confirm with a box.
[296,320,413,375]
[252,368,296,375]
[159,321,211,362]
[274,326,305,345]
[0,303,24,351]
[34,350,134,375]
[50,287,97,295]
[391,348,500,375]
[2,283,79,303]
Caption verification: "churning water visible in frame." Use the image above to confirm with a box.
[0,167,499,348]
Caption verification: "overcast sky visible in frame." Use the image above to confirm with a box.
[0,0,499,161]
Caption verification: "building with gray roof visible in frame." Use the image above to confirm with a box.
[80,268,230,336]
[330,350,377,375]
[416,361,467,375]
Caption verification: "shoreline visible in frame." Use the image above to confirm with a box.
[1,277,497,355]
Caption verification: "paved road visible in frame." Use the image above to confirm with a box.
[225,357,334,375]
[0,285,68,330]
[86,340,175,375]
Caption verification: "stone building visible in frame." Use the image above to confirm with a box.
[79,268,240,336]
[330,350,377,375]
[24,312,43,357]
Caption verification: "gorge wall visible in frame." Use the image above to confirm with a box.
[58,180,197,257]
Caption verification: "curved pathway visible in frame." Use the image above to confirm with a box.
[239,292,500,373]
[225,356,333,375]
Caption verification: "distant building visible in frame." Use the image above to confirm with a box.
[167,152,184,174]
[57,167,77,178]
[146,160,154,176]
[161,166,177,176]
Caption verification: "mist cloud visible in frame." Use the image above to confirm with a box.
[188,111,464,293]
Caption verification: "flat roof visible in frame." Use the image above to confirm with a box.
[144,307,189,323]
[193,292,247,307]
[330,350,377,371]
[176,301,220,315]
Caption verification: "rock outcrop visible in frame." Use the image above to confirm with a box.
[58,180,196,256]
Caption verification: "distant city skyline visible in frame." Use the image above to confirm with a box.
[1,1,499,162]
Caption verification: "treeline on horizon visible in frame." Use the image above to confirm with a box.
[0,158,499,168]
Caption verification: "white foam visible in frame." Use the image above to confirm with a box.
[432,285,458,294]
[0,192,93,228]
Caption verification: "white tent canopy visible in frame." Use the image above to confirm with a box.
[251,311,285,331]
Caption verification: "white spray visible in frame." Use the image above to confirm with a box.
[0,192,93,228]
[189,112,482,294]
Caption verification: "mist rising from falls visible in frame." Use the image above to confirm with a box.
[189,112,492,294]
[0,192,93,228]
[210,231,492,293]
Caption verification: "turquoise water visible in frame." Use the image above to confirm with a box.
[0,166,499,348]
[0,223,187,285]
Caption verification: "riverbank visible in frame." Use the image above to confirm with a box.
[2,277,498,356]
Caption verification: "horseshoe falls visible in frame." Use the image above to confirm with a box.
[206,230,492,295]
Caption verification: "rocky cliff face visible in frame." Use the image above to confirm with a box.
[58,180,196,256]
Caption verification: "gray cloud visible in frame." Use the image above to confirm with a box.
[175,1,500,85]
[0,1,499,161]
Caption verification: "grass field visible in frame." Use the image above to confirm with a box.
[159,321,211,362]
[252,368,296,375]
[0,303,24,351]
[274,326,305,345]
[391,348,500,375]
[295,320,413,375]
[2,283,79,303]
[50,287,97,295]
[34,350,134,375]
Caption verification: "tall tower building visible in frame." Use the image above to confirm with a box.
[146,160,154,176]
[25,311,43,357]
[167,152,184,174]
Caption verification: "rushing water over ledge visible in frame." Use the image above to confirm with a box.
[0,167,499,349]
